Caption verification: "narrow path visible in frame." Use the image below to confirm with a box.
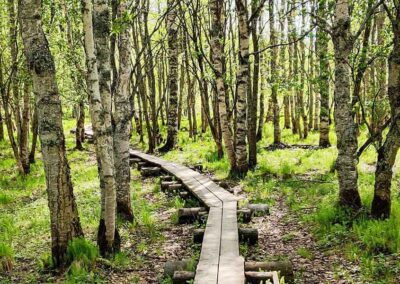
[129,150,245,284]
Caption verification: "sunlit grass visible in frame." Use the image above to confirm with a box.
[2,116,400,282]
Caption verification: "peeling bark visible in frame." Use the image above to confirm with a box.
[160,0,179,152]
[82,0,119,256]
[19,0,83,265]
[332,0,361,209]
[113,0,134,222]
[371,7,400,219]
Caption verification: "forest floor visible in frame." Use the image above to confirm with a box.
[0,120,400,283]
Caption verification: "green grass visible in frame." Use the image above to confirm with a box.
[146,121,400,283]
[297,247,313,260]
[1,117,400,282]
[0,243,13,272]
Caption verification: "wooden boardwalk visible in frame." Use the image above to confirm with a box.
[129,150,245,284]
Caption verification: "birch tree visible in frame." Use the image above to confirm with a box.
[113,0,134,222]
[19,0,83,265]
[82,0,120,256]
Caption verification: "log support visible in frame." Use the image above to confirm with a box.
[239,228,258,245]
[173,271,195,284]
[141,166,162,177]
[178,207,207,224]
[245,271,280,284]
[160,175,174,181]
[237,208,253,223]
[193,228,205,243]
[245,261,294,283]
[129,158,141,166]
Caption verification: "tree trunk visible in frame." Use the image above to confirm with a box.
[288,1,298,135]
[270,0,281,145]
[317,0,331,147]
[29,105,38,164]
[82,0,120,256]
[178,54,185,130]
[371,11,400,219]
[248,1,261,167]
[113,0,134,223]
[20,82,30,173]
[75,100,85,151]
[142,0,159,147]
[299,2,308,139]
[308,33,315,131]
[256,52,266,141]
[235,0,250,175]
[0,103,4,141]
[209,0,237,170]
[0,56,24,173]
[332,0,362,209]
[160,0,179,152]
[9,0,22,145]
[19,0,83,265]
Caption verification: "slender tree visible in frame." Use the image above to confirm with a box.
[209,0,237,171]
[331,0,362,209]
[371,1,400,219]
[235,0,250,175]
[82,0,120,256]
[317,0,331,147]
[19,0,83,265]
[269,0,282,145]
[160,0,179,152]
[113,0,134,222]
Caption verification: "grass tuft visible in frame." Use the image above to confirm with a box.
[66,238,99,268]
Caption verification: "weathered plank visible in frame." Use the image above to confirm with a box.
[194,207,222,284]
[218,202,244,284]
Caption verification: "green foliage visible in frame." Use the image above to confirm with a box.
[112,252,131,269]
[65,261,101,284]
[353,217,400,254]
[0,243,13,272]
[66,238,99,268]
[37,253,54,271]
[297,247,313,260]
[0,193,14,205]
[279,161,294,179]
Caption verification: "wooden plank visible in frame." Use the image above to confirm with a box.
[194,207,222,284]
[218,201,244,284]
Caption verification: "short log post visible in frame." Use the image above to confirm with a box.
[164,260,192,278]
[194,164,203,172]
[129,158,141,166]
[193,228,205,243]
[141,167,162,177]
[179,191,189,199]
[160,175,173,182]
[237,208,253,223]
[168,183,183,192]
[245,271,280,284]
[178,207,207,224]
[137,161,149,170]
[173,271,195,284]
[245,261,294,283]
[198,211,208,224]
[161,181,178,191]
[247,203,270,216]
[239,228,258,245]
